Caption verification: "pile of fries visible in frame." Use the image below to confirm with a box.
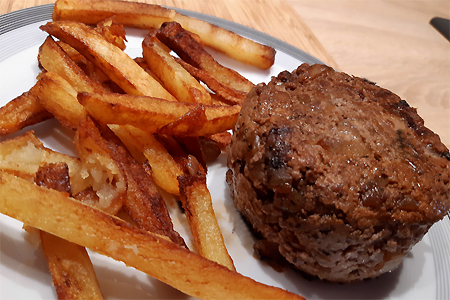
[0,0,304,299]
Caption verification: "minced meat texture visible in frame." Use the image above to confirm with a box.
[226,63,450,282]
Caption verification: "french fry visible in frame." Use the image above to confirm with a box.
[157,104,208,137]
[157,22,254,93]
[142,31,212,105]
[53,0,175,29]
[0,172,304,300]
[38,36,106,93]
[78,92,241,136]
[178,173,235,271]
[0,92,52,136]
[78,93,240,135]
[52,0,275,69]
[78,117,186,247]
[175,57,247,105]
[78,92,192,132]
[35,163,104,300]
[56,40,114,89]
[113,125,184,196]
[30,72,86,130]
[40,20,177,100]
[159,103,241,137]
[108,125,147,164]
[40,231,104,300]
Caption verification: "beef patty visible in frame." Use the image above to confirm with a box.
[226,63,450,282]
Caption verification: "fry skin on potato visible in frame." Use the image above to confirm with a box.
[0,172,304,300]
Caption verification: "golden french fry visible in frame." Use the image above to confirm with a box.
[56,40,114,89]
[78,92,241,136]
[178,173,235,271]
[108,125,147,164]
[175,57,247,105]
[157,22,254,93]
[40,20,176,100]
[0,172,304,300]
[78,92,192,131]
[0,92,52,136]
[157,105,208,137]
[159,103,241,137]
[38,36,106,93]
[30,72,86,130]
[53,0,175,29]
[40,231,104,300]
[142,31,212,105]
[115,125,184,196]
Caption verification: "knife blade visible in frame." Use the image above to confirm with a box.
[430,17,450,42]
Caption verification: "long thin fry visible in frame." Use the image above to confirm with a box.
[178,173,235,271]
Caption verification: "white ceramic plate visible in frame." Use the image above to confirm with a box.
[0,5,449,300]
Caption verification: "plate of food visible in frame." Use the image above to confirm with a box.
[1,1,449,300]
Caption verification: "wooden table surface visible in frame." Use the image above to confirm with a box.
[1,0,449,148]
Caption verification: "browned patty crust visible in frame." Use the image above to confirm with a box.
[226,63,450,282]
